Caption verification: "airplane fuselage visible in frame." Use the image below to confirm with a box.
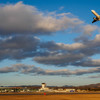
[91,10,100,23]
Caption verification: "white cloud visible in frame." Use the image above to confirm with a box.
[0,1,83,35]
[0,64,100,76]
[89,74,100,78]
[59,6,64,10]
[35,34,100,67]
[34,53,85,66]
[83,24,98,35]
[0,2,100,70]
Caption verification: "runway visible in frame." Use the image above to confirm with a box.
[0,92,100,95]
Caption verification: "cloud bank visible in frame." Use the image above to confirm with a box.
[0,1,83,35]
[0,64,100,76]
[0,2,100,77]
[34,34,100,67]
[0,36,40,60]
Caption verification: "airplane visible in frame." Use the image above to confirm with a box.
[91,10,100,23]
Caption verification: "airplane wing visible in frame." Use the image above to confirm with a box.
[92,19,97,23]
[91,10,99,19]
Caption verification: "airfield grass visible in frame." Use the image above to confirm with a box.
[0,94,100,100]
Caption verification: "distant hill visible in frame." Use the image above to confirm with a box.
[1,83,100,89]
[80,83,100,88]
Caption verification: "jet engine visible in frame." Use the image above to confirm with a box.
[93,17,97,20]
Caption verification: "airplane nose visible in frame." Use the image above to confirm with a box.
[91,10,94,12]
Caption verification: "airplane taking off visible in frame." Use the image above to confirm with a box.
[91,10,100,23]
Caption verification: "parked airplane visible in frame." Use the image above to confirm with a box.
[91,10,100,23]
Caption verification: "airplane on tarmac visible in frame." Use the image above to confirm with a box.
[91,10,100,23]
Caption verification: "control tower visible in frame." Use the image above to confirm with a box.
[39,83,51,92]
[42,83,46,89]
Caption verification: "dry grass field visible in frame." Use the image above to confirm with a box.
[0,94,100,100]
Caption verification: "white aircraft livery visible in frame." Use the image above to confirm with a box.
[91,10,100,23]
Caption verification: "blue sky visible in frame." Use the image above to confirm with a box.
[0,0,100,86]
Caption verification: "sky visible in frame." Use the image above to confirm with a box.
[0,0,100,86]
